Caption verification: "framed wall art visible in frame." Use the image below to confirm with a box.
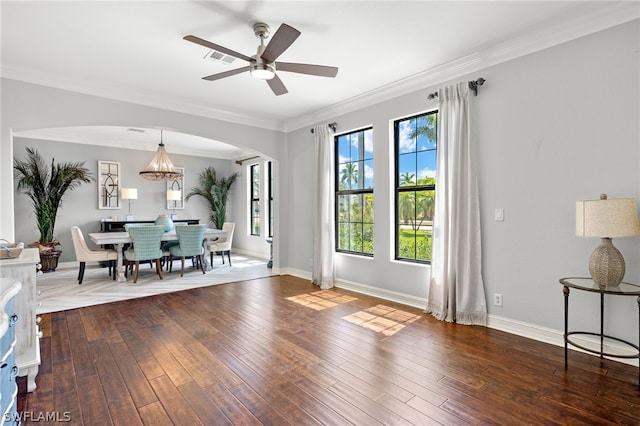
[98,160,120,209]
[166,167,185,210]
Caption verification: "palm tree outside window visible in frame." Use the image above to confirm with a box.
[335,127,374,256]
[395,110,438,263]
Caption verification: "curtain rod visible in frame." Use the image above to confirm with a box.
[310,122,338,134]
[427,77,486,100]
[235,155,260,165]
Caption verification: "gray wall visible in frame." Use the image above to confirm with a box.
[283,20,640,343]
[1,19,639,350]
[12,137,248,262]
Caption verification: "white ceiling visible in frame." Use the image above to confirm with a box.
[2,1,638,159]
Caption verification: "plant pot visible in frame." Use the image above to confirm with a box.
[39,250,61,273]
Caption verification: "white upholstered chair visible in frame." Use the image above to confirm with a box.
[71,226,118,284]
[207,222,235,266]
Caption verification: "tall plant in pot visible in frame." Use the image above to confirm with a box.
[14,147,93,272]
[186,166,239,229]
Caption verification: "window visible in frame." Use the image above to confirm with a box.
[250,163,260,236]
[335,127,374,255]
[395,110,438,263]
[267,161,273,238]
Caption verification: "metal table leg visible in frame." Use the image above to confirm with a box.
[563,285,569,368]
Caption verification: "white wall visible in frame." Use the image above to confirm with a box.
[284,20,640,344]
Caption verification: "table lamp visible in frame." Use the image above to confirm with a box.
[576,194,640,288]
[167,190,181,220]
[121,188,138,221]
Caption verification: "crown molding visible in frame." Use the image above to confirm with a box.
[283,3,640,132]
[3,3,638,135]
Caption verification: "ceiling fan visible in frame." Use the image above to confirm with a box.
[184,22,338,96]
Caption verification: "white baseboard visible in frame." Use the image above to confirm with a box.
[284,268,639,367]
[230,248,269,261]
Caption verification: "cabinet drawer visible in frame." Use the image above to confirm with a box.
[0,298,16,357]
[0,350,17,420]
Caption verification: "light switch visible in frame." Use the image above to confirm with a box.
[494,208,504,222]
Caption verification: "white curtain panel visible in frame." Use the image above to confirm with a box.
[426,82,487,325]
[312,125,336,289]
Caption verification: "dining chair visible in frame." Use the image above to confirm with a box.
[124,225,165,283]
[70,226,118,284]
[207,222,235,266]
[169,224,207,277]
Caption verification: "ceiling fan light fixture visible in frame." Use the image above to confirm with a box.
[250,63,276,80]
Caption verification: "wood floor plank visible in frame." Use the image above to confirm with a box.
[327,381,409,425]
[17,275,640,425]
[276,380,350,426]
[75,374,112,425]
[115,326,165,381]
[109,341,159,408]
[204,381,262,426]
[292,375,383,425]
[131,326,193,387]
[137,401,173,426]
[177,380,233,426]
[227,382,291,425]
[148,375,203,426]
[65,310,97,379]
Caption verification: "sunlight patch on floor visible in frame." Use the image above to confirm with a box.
[286,290,357,310]
[342,304,421,336]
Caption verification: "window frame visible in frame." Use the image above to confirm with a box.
[267,160,273,238]
[249,163,260,236]
[334,127,374,257]
[394,110,438,264]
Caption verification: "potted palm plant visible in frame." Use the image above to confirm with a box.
[13,147,93,272]
[186,166,239,229]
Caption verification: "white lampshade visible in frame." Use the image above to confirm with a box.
[121,188,138,200]
[576,195,640,238]
[167,190,181,201]
[576,194,640,288]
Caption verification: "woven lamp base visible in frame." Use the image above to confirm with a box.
[589,237,625,288]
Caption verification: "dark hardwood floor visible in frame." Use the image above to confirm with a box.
[17,275,640,425]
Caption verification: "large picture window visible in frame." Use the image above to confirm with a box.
[250,163,260,236]
[395,110,438,263]
[335,127,374,256]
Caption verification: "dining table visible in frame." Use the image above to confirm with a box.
[89,228,227,282]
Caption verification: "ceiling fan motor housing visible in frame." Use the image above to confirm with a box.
[253,22,271,40]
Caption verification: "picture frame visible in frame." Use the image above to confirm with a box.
[166,167,185,210]
[98,160,120,209]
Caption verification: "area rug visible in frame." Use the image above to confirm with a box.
[35,254,276,313]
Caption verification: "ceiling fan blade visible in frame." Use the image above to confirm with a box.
[267,75,288,96]
[183,35,253,62]
[202,66,251,81]
[275,62,338,78]
[260,23,301,63]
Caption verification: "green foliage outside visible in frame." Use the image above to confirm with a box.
[337,192,373,254]
[398,228,432,261]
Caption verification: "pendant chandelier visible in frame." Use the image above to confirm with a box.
[139,130,183,181]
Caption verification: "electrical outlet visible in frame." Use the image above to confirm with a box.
[493,293,503,307]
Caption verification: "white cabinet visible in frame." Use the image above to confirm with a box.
[1,277,21,425]
[0,248,40,392]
